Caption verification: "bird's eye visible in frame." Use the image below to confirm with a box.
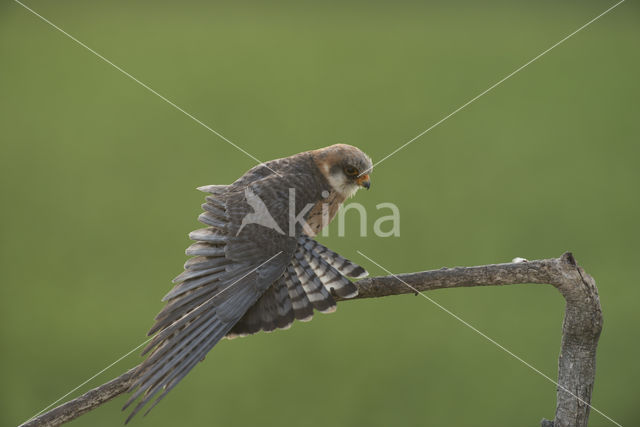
[344,166,359,176]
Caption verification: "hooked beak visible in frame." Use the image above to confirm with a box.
[356,174,371,190]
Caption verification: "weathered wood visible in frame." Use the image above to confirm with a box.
[20,252,603,427]
[21,367,137,427]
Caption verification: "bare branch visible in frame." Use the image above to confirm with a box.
[21,367,138,427]
[20,252,603,427]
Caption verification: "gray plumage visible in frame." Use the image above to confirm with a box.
[124,145,372,422]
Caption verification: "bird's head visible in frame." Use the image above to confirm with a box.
[312,144,373,198]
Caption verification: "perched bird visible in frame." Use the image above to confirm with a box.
[123,144,373,421]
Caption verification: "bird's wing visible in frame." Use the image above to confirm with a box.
[226,275,295,338]
[123,181,296,422]
[227,236,368,337]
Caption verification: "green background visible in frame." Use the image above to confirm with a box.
[1,1,638,426]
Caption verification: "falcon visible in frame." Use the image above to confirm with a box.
[123,144,373,421]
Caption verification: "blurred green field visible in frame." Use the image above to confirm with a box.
[1,1,639,426]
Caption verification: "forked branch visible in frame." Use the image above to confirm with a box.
[21,252,603,427]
